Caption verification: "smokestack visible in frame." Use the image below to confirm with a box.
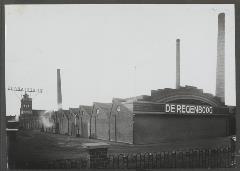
[57,69,62,110]
[176,39,180,89]
[215,13,225,103]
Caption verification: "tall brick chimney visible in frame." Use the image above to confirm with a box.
[215,13,225,103]
[57,69,62,110]
[176,39,180,89]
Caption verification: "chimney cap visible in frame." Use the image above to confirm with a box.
[218,13,225,17]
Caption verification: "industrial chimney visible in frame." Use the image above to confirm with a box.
[176,39,180,89]
[57,69,62,110]
[215,13,225,103]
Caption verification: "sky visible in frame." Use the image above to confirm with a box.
[5,4,235,117]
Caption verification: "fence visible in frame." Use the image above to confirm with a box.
[13,146,235,169]
[107,147,235,169]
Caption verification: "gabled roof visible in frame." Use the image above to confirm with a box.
[80,105,92,115]
[116,102,133,113]
[69,108,80,114]
[94,102,112,114]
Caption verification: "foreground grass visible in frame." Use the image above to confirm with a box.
[11,130,231,163]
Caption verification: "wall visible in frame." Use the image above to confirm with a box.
[92,104,109,140]
[96,113,109,140]
[90,116,96,138]
[133,114,229,144]
[75,116,81,136]
[109,114,115,142]
[68,114,76,136]
[110,102,133,144]
[82,114,90,138]
[19,115,41,130]
[58,112,68,135]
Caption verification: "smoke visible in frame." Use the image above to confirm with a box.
[39,110,54,128]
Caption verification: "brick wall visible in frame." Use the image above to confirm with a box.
[59,114,68,135]
[134,102,165,112]
[69,117,76,136]
[90,116,96,138]
[109,113,115,141]
[82,114,90,138]
[134,114,229,144]
[91,104,110,140]
[96,114,109,140]
[110,102,133,144]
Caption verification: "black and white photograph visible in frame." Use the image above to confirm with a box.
[3,3,238,169]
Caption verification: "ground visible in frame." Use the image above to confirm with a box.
[11,130,232,163]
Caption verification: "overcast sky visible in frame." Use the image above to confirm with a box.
[5,4,235,117]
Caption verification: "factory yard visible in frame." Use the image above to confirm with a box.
[12,130,232,164]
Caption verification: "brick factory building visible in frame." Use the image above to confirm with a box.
[18,12,236,145]
[43,106,92,138]
[19,93,45,130]
[39,85,235,145]
[106,87,236,144]
[83,13,236,144]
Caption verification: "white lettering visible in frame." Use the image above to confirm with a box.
[166,104,171,113]
[199,106,203,113]
[170,104,175,113]
[165,103,213,114]
[206,107,209,113]
[194,106,197,113]
[202,106,206,114]
[186,106,190,113]
[182,105,186,113]
[177,105,181,113]
[209,107,213,114]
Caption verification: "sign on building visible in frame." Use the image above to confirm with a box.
[165,103,213,114]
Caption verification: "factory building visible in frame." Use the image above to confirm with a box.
[78,86,234,144]
[44,105,92,138]
[18,12,236,145]
[19,93,45,130]
[107,87,235,144]
[77,12,235,144]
